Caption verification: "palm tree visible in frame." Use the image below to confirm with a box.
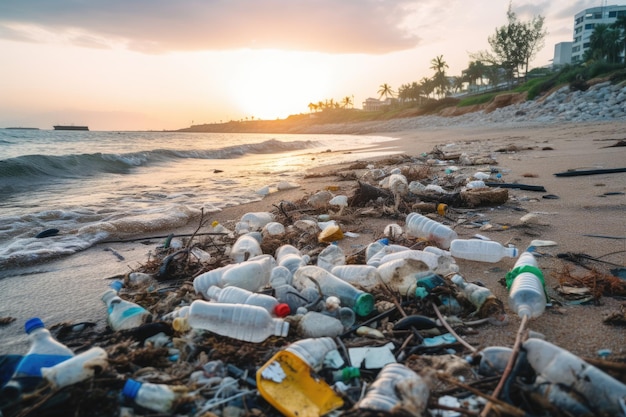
[430,55,449,99]
[611,15,626,63]
[419,77,435,100]
[585,24,621,63]
[378,83,394,100]
[308,102,318,113]
[341,96,353,108]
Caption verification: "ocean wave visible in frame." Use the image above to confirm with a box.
[0,138,318,184]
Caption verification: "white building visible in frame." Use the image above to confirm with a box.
[570,4,626,63]
[553,42,573,67]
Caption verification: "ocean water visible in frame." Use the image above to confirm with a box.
[0,129,399,271]
[0,129,400,353]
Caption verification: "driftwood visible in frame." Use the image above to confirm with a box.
[460,187,509,208]
[349,181,393,207]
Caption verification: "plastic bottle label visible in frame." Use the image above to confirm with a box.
[15,354,74,377]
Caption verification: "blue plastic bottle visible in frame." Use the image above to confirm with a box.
[101,281,151,331]
[1,318,74,399]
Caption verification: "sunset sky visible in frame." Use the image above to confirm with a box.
[0,0,607,131]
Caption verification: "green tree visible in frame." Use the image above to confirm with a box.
[612,15,626,62]
[584,24,622,63]
[430,55,449,99]
[475,3,546,84]
[341,96,353,108]
[378,83,394,100]
[419,77,435,99]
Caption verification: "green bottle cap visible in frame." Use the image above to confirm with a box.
[354,293,374,317]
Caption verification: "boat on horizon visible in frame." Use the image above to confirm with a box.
[4,127,40,130]
[53,125,89,131]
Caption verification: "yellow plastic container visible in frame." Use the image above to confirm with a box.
[256,350,344,417]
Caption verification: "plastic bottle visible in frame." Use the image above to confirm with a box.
[239,211,274,231]
[284,337,338,372]
[292,266,374,317]
[41,347,108,389]
[414,272,446,299]
[523,338,626,416]
[507,251,547,318]
[404,212,458,249]
[316,244,346,272]
[229,233,263,263]
[172,300,289,343]
[450,274,493,311]
[123,379,188,413]
[365,238,388,263]
[377,249,458,275]
[356,363,429,413]
[376,258,431,296]
[366,243,409,267]
[330,265,381,291]
[193,255,275,295]
[101,282,151,331]
[1,318,75,399]
[473,346,514,377]
[297,311,345,338]
[205,286,290,317]
[450,239,518,262]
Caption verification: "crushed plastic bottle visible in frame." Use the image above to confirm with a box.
[229,233,263,263]
[331,264,381,291]
[173,300,289,343]
[450,274,494,312]
[41,347,108,389]
[356,363,429,414]
[1,318,75,399]
[193,254,275,295]
[292,266,374,317]
[284,337,338,372]
[316,243,346,272]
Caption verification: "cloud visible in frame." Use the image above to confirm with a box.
[0,0,421,54]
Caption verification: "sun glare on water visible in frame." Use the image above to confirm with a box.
[229,50,331,120]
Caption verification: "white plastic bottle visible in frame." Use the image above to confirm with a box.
[285,337,338,372]
[331,264,381,291]
[193,255,275,295]
[205,285,290,317]
[101,282,151,331]
[229,233,263,263]
[41,347,108,389]
[172,300,289,343]
[123,379,188,413]
[523,338,626,416]
[365,238,389,263]
[450,239,518,262]
[356,363,429,413]
[292,266,374,317]
[377,258,431,296]
[239,211,274,231]
[404,212,458,249]
[507,251,547,318]
[451,274,494,311]
[317,244,346,271]
[1,318,75,398]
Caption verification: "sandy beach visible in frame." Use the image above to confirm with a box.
[200,120,626,358]
[1,119,624,362]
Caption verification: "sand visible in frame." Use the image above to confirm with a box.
[200,120,626,359]
[1,120,624,360]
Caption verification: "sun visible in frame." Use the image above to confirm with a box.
[228,50,331,120]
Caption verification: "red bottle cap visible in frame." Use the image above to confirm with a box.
[274,303,291,317]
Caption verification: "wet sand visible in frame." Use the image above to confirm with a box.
[1,120,624,359]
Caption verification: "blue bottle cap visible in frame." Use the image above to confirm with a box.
[109,280,124,292]
[379,238,389,245]
[122,379,141,399]
[24,317,44,334]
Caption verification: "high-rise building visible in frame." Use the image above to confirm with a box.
[570,4,626,63]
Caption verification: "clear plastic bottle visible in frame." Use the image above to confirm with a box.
[523,338,626,416]
[316,243,346,272]
[450,274,493,311]
[193,254,275,295]
[297,311,345,338]
[366,243,408,267]
[331,265,381,291]
[205,285,290,317]
[365,238,389,263]
[474,346,514,376]
[1,318,75,398]
[507,251,547,318]
[123,379,188,413]
[172,300,289,343]
[404,212,458,249]
[356,363,429,413]
[239,211,274,231]
[377,258,431,296]
[101,282,151,331]
[229,233,263,263]
[284,337,338,372]
[41,347,108,389]
[450,239,518,262]
[377,249,458,275]
[292,266,374,317]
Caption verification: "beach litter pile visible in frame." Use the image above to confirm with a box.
[1,143,625,417]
